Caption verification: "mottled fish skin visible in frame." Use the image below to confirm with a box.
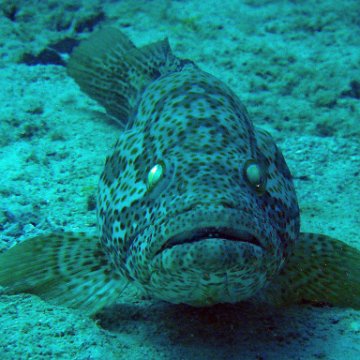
[97,64,300,305]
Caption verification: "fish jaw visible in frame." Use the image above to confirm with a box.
[124,206,283,305]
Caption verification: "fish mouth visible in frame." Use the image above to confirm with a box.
[156,226,263,255]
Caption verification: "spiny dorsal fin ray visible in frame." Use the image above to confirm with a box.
[0,233,127,315]
[67,27,185,128]
[262,233,360,309]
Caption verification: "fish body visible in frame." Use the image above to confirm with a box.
[0,28,358,314]
[97,64,299,305]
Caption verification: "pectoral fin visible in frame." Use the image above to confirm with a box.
[0,233,126,315]
[261,233,360,309]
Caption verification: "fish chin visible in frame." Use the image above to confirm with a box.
[148,238,268,305]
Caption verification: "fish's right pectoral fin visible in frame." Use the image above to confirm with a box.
[0,233,126,315]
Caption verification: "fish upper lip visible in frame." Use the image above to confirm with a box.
[155,226,263,255]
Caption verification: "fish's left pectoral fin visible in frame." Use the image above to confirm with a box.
[263,233,360,309]
[0,233,127,315]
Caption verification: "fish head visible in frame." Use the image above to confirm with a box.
[97,69,300,305]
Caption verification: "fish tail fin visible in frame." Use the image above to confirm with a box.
[0,233,126,315]
[261,233,360,309]
[67,27,191,128]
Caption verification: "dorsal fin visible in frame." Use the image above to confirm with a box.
[67,27,187,128]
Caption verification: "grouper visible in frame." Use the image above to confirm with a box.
[0,28,359,315]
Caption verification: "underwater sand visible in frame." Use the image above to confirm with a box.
[0,0,359,359]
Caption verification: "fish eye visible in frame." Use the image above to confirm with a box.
[147,162,165,191]
[243,159,267,194]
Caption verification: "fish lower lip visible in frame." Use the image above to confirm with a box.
[157,227,262,254]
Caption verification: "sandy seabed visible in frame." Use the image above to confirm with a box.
[0,1,359,359]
